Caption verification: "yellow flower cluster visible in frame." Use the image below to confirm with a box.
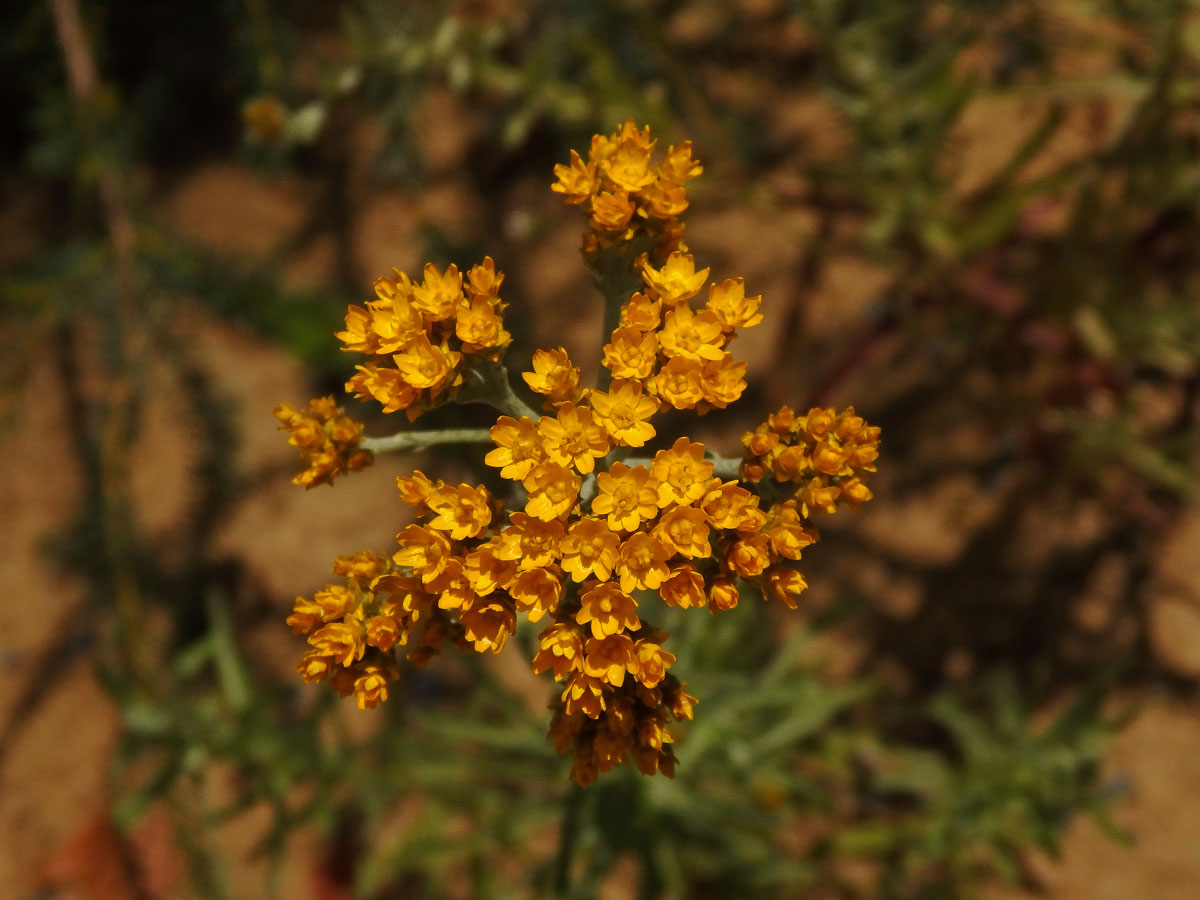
[609,252,759,413]
[273,396,373,488]
[552,118,701,254]
[281,122,880,787]
[287,550,470,709]
[487,434,774,783]
[741,405,881,518]
[339,257,512,420]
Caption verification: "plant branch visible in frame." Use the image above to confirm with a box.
[361,428,493,454]
[589,239,654,392]
[457,361,540,420]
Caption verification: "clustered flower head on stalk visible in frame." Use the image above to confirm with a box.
[340,256,511,420]
[551,117,700,256]
[276,120,881,786]
[274,396,373,487]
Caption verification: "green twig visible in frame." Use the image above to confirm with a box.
[551,783,586,897]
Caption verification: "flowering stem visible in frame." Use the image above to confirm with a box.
[596,285,625,394]
[494,372,540,420]
[361,428,493,454]
[590,239,653,392]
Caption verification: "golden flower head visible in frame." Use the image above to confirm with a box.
[589,380,659,448]
[641,252,710,305]
[576,583,640,640]
[652,437,714,507]
[282,123,881,790]
[523,461,582,521]
[485,415,544,481]
[274,397,372,488]
[560,516,621,583]
[523,346,581,405]
[707,277,764,330]
[591,462,659,532]
[538,402,611,474]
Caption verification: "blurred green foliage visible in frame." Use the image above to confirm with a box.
[5,0,1199,898]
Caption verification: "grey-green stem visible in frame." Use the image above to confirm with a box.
[459,361,540,420]
[361,428,493,454]
[360,363,537,457]
[710,455,743,479]
[589,238,655,392]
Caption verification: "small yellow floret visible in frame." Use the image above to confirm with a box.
[591,189,636,231]
[602,138,658,193]
[617,533,672,593]
[654,506,712,559]
[523,462,582,521]
[495,512,565,569]
[353,665,391,709]
[523,347,581,403]
[392,336,460,393]
[641,252,710,305]
[658,305,725,362]
[426,483,493,540]
[584,633,639,687]
[576,583,640,640]
[706,277,763,329]
[551,149,597,204]
[533,623,585,679]
[589,381,658,447]
[560,517,621,583]
[603,327,659,381]
[653,357,704,409]
[485,416,544,480]
[652,437,714,507]
[537,402,611,474]
[411,262,464,320]
[592,463,659,532]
